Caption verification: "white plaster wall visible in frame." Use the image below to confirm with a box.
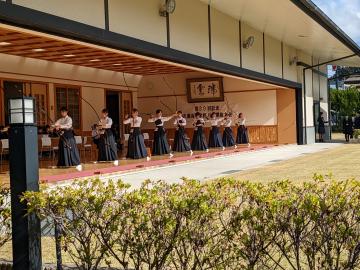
[138,72,278,129]
[264,35,282,78]
[169,0,209,58]
[108,0,167,46]
[313,72,320,101]
[0,53,141,129]
[297,51,314,127]
[13,0,105,28]
[81,87,105,131]
[283,44,298,82]
[241,23,264,73]
[0,53,142,89]
[210,7,240,66]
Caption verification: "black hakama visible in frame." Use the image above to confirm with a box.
[127,127,148,159]
[343,118,353,137]
[98,129,118,161]
[173,126,191,152]
[152,126,170,155]
[318,117,325,135]
[57,130,81,167]
[318,125,325,135]
[208,126,224,148]
[236,125,249,144]
[191,126,208,151]
[222,127,235,147]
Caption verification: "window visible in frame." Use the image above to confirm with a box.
[55,86,81,130]
[2,80,48,126]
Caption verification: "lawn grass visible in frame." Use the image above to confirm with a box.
[2,136,360,266]
[232,143,360,183]
[0,237,73,265]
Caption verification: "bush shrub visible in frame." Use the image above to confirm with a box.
[22,177,360,270]
[0,186,11,249]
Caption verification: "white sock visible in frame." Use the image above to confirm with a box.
[76,164,83,171]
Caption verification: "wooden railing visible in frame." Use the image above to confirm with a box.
[141,125,278,144]
[247,125,278,144]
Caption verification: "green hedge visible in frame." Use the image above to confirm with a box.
[21,176,360,270]
[0,186,11,250]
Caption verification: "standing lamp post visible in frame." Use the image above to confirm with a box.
[8,97,42,270]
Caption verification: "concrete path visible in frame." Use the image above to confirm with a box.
[98,143,341,189]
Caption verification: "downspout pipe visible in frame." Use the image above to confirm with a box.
[300,53,357,144]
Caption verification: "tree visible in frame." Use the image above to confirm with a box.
[330,87,360,116]
[0,186,11,249]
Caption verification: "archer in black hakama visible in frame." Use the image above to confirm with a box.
[98,129,118,161]
[57,129,81,167]
[124,112,148,159]
[236,125,249,144]
[222,118,236,147]
[173,114,191,152]
[127,128,147,159]
[152,126,170,155]
[191,115,208,151]
[208,116,224,148]
[236,114,249,145]
[54,112,81,167]
[97,114,118,161]
[148,113,174,156]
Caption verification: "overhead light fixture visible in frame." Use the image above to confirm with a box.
[243,36,255,49]
[0,42,11,46]
[63,54,75,57]
[89,59,100,62]
[32,48,45,52]
[159,0,176,17]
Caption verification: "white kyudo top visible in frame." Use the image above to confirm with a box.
[174,117,187,126]
[123,116,142,128]
[193,118,206,127]
[222,118,232,128]
[148,116,172,127]
[99,116,113,129]
[209,118,223,126]
[55,115,73,130]
[238,118,246,125]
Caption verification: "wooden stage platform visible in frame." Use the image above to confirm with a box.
[0,144,277,186]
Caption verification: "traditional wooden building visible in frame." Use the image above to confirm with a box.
[0,0,359,145]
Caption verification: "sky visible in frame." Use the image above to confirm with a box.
[313,0,360,45]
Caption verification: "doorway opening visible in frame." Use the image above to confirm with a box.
[105,90,121,148]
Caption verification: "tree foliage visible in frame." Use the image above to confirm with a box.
[22,177,360,270]
[0,186,11,249]
[330,87,360,116]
